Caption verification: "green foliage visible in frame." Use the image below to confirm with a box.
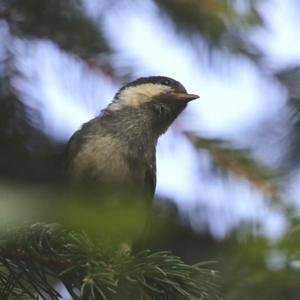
[0,185,153,243]
[0,223,220,300]
[218,222,300,300]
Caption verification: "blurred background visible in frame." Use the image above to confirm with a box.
[1,0,300,298]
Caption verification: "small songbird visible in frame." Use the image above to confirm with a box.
[66,76,199,199]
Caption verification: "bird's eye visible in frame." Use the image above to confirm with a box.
[160,79,172,86]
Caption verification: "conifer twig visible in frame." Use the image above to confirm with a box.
[185,132,280,200]
[0,223,220,300]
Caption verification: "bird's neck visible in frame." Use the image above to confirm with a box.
[101,107,160,151]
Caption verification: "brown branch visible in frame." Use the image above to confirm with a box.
[0,248,73,271]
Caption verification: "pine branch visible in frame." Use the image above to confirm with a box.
[0,0,110,57]
[276,66,300,169]
[185,132,280,199]
[154,0,264,62]
[0,223,220,300]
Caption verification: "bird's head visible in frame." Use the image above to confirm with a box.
[108,76,199,135]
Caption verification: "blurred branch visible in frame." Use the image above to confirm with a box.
[222,219,300,300]
[0,49,63,182]
[185,132,280,199]
[0,0,129,83]
[0,223,220,300]
[0,0,110,58]
[154,0,264,62]
[275,66,300,169]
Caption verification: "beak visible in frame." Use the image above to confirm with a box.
[169,92,199,102]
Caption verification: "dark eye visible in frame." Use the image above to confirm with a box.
[160,78,172,86]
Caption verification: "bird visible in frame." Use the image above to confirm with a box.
[65,76,199,200]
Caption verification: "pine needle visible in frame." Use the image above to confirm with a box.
[0,223,221,300]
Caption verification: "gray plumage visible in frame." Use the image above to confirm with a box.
[66,76,198,198]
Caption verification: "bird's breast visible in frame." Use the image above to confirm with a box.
[69,135,156,195]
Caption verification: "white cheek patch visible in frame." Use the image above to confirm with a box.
[109,83,172,110]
